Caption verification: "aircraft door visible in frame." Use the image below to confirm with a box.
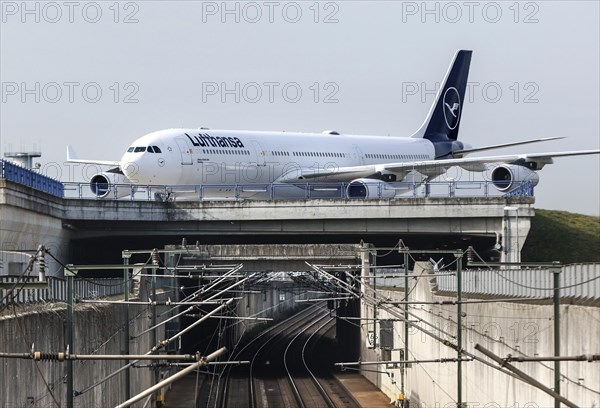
[175,137,194,165]
[352,145,366,165]
[251,140,267,166]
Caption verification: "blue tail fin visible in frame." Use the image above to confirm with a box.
[412,50,472,142]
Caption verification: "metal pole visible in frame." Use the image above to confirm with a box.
[456,250,463,408]
[402,249,409,399]
[123,255,131,401]
[66,272,74,408]
[359,243,370,375]
[370,245,378,389]
[552,264,561,408]
[114,347,227,408]
[152,271,159,407]
[37,245,46,282]
[504,209,510,263]
[515,210,520,262]
[372,246,377,341]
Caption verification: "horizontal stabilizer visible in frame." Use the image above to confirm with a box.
[66,145,121,166]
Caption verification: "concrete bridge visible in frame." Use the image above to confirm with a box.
[1,179,533,275]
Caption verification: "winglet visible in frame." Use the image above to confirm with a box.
[67,145,78,161]
[65,146,121,166]
[454,137,567,155]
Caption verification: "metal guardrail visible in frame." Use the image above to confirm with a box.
[0,159,534,201]
[0,276,123,307]
[433,263,600,303]
[60,180,535,201]
[0,159,64,197]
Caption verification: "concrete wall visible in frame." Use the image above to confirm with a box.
[360,263,600,407]
[0,181,70,277]
[0,294,167,407]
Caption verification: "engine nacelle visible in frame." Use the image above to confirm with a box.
[346,179,397,199]
[491,164,539,193]
[90,172,132,199]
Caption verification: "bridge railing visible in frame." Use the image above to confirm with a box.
[61,180,534,201]
[0,159,64,197]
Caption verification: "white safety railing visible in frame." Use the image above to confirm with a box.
[0,276,124,307]
[433,263,600,302]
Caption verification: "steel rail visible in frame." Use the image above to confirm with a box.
[283,313,333,408]
[301,317,338,408]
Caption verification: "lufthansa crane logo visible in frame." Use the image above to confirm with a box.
[443,87,461,130]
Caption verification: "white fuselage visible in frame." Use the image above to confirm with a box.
[119,128,436,185]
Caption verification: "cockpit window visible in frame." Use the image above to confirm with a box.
[127,147,134,152]
[147,146,155,153]
[152,146,162,153]
[134,146,146,153]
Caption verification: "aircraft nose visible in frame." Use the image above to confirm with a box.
[120,153,143,183]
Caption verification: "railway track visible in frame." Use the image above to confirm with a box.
[213,303,360,408]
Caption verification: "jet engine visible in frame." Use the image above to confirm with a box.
[89,172,132,199]
[346,179,397,199]
[491,164,539,193]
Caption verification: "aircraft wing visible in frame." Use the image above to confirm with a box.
[276,150,600,183]
[452,137,564,155]
[66,145,121,167]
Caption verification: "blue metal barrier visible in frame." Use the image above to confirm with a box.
[504,182,534,197]
[0,159,64,197]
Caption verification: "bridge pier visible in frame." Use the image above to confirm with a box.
[502,205,530,263]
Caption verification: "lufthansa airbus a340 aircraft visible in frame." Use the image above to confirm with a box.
[67,50,599,200]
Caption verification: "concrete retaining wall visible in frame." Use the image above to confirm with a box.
[360,263,600,407]
[0,299,167,407]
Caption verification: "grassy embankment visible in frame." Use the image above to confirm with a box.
[521,209,600,264]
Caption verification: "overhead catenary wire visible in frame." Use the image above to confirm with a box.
[157,263,244,318]
[134,270,251,338]
[359,249,600,399]
[383,297,554,305]
[7,242,597,403]
[326,252,462,402]
[309,262,527,384]
[4,246,321,403]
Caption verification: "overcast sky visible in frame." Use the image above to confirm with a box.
[1,1,598,215]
